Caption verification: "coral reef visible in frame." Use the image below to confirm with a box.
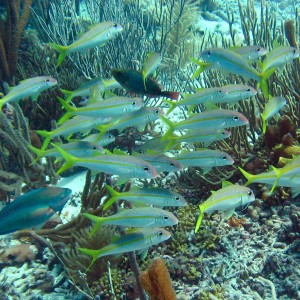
[0,243,36,263]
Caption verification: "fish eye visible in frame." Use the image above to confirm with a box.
[222,156,227,160]
[92,146,97,150]
[248,191,253,196]
[207,50,212,55]
[293,48,296,54]
[158,231,164,236]
[233,116,239,121]
[174,196,180,200]
[143,166,150,172]
[246,88,251,92]
[169,162,175,166]
[164,216,169,220]
[113,23,118,27]
[45,79,50,82]
[155,109,159,114]
[132,101,136,106]
[256,47,261,51]
[218,90,222,93]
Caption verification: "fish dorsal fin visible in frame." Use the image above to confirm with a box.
[222,181,233,188]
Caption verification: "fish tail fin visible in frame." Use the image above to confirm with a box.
[189,57,210,79]
[163,91,180,101]
[57,97,75,112]
[258,67,276,98]
[28,145,46,162]
[103,185,120,210]
[36,130,52,150]
[163,99,177,114]
[270,166,280,194]
[60,89,74,103]
[164,138,176,151]
[57,97,75,124]
[78,247,102,272]
[141,71,147,90]
[48,43,68,67]
[261,113,267,134]
[51,143,77,174]
[0,99,5,111]
[238,167,253,186]
[82,213,105,236]
[160,116,175,140]
[195,205,204,233]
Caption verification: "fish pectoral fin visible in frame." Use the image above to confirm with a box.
[291,186,300,198]
[223,208,235,219]
[202,167,212,175]
[137,248,148,260]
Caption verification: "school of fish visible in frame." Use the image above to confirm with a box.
[0,20,299,269]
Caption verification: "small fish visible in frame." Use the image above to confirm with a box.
[239,166,300,189]
[239,166,300,198]
[261,45,300,72]
[161,109,249,140]
[57,96,143,124]
[61,77,123,103]
[217,84,257,104]
[28,141,105,161]
[175,149,234,173]
[103,185,187,210]
[83,207,178,236]
[191,48,262,80]
[141,52,162,88]
[195,182,255,232]
[112,68,180,100]
[52,144,158,180]
[270,155,300,193]
[37,115,113,150]
[60,77,104,103]
[230,45,267,62]
[81,132,116,146]
[132,152,182,173]
[0,187,72,235]
[137,136,171,153]
[49,21,123,67]
[78,227,171,270]
[164,86,228,114]
[97,106,164,136]
[261,96,287,133]
[191,48,273,96]
[0,76,57,110]
[165,129,231,150]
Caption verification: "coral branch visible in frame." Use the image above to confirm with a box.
[139,257,176,300]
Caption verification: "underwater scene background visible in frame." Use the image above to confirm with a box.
[0,0,299,299]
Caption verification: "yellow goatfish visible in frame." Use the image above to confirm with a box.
[0,76,57,110]
[49,21,123,67]
[79,227,171,270]
[195,181,255,232]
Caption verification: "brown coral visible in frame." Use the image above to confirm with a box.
[0,243,36,263]
[139,257,176,300]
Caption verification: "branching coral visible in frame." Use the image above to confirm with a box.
[0,0,33,83]
[0,104,57,200]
